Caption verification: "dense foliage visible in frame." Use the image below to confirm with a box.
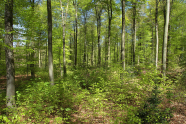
[0,0,186,123]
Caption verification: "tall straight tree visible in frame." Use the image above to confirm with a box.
[30,0,35,79]
[47,0,54,85]
[73,0,78,67]
[5,0,15,108]
[162,0,170,78]
[95,2,102,66]
[60,0,69,77]
[155,0,159,68]
[132,1,136,65]
[121,0,125,70]
[83,11,87,66]
[107,0,112,67]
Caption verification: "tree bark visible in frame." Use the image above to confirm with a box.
[83,11,87,66]
[91,24,94,66]
[162,0,170,78]
[107,0,112,67]
[95,6,102,66]
[30,0,35,79]
[132,2,136,66]
[60,0,69,77]
[5,0,15,108]
[47,0,54,85]
[74,0,78,67]
[155,0,159,68]
[121,0,125,71]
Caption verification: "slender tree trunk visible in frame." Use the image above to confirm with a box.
[70,34,72,64]
[91,25,94,66]
[162,0,170,78]
[45,41,47,70]
[132,2,136,66]
[59,47,62,77]
[107,0,112,67]
[83,12,87,66]
[47,0,54,85]
[74,0,78,67]
[60,0,69,77]
[121,0,125,71]
[166,0,173,70]
[0,21,2,61]
[105,27,107,65]
[38,32,41,68]
[95,4,102,66]
[5,0,15,109]
[117,42,118,63]
[155,0,159,68]
[30,0,35,79]
[26,41,29,76]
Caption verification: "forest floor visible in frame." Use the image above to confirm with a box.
[0,69,186,124]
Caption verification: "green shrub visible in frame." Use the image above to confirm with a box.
[135,86,173,124]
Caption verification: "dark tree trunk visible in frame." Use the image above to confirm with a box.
[74,0,78,67]
[132,2,136,66]
[47,0,54,85]
[30,0,35,79]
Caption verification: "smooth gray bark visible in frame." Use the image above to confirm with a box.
[5,0,15,108]
[60,0,68,77]
[162,0,170,78]
[47,0,54,85]
[121,0,125,70]
[107,0,112,67]
[155,0,159,68]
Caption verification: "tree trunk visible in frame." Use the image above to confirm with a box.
[97,11,102,66]
[107,0,112,67]
[38,32,41,68]
[47,0,54,85]
[121,0,125,71]
[45,41,47,70]
[70,34,72,65]
[91,25,94,66]
[5,0,15,109]
[162,0,170,78]
[74,0,78,67]
[83,12,87,66]
[30,0,35,79]
[155,0,159,68]
[132,2,136,66]
[95,3,102,66]
[60,0,69,77]
[59,47,62,77]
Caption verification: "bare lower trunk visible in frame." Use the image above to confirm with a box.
[91,25,94,66]
[132,2,136,66]
[162,0,170,78]
[47,0,54,85]
[155,0,159,68]
[121,0,125,71]
[5,0,15,109]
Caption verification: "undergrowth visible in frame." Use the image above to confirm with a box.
[0,65,177,123]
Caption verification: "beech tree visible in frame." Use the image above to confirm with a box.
[155,0,159,68]
[162,0,170,78]
[121,0,125,71]
[5,0,15,108]
[47,0,54,85]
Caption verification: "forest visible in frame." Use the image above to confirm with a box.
[0,0,186,123]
